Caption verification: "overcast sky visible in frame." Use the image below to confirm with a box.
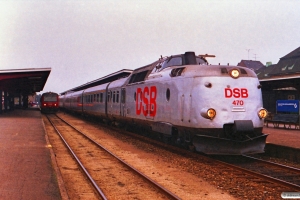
[0,0,299,93]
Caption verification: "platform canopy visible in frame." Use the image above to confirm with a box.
[0,68,51,95]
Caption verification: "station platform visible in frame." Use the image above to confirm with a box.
[263,125,300,149]
[0,108,62,200]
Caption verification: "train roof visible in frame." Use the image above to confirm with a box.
[60,69,133,95]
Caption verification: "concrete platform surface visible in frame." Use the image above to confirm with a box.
[263,125,300,149]
[0,109,61,200]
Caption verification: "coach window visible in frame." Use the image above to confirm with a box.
[113,91,116,103]
[116,91,119,103]
[134,92,136,101]
[100,93,103,103]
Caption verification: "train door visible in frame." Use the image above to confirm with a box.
[120,88,126,117]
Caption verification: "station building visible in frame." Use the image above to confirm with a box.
[256,46,300,114]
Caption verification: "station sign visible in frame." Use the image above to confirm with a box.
[276,100,299,113]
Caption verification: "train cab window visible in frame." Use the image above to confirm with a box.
[129,71,149,84]
[160,56,182,71]
[240,68,247,74]
[196,57,206,65]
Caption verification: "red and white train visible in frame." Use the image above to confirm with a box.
[40,92,59,113]
[59,52,268,154]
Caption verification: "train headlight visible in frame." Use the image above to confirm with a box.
[230,69,240,79]
[258,108,268,119]
[201,108,216,120]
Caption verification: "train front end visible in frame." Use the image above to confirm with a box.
[189,65,268,154]
[40,92,59,114]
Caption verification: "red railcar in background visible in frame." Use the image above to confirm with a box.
[40,92,59,113]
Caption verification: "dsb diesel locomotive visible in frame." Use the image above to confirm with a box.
[40,92,59,113]
[59,52,268,154]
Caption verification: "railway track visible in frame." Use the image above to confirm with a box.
[212,155,300,191]
[91,117,300,192]
[46,114,181,200]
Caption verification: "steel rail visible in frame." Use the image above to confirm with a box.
[243,155,300,173]
[55,114,181,200]
[46,115,108,200]
[212,155,300,191]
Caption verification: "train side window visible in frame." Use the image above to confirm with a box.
[97,94,99,102]
[94,94,96,102]
[116,91,119,103]
[166,88,170,101]
[100,93,103,103]
[121,89,126,103]
[134,92,136,101]
[113,91,116,103]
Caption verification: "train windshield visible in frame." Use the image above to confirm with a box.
[44,94,57,102]
[160,56,206,71]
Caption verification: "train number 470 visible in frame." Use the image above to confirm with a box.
[232,100,244,105]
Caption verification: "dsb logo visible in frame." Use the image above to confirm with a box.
[225,88,248,98]
[136,86,157,117]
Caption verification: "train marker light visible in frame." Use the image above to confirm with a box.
[230,69,240,78]
[258,108,268,119]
